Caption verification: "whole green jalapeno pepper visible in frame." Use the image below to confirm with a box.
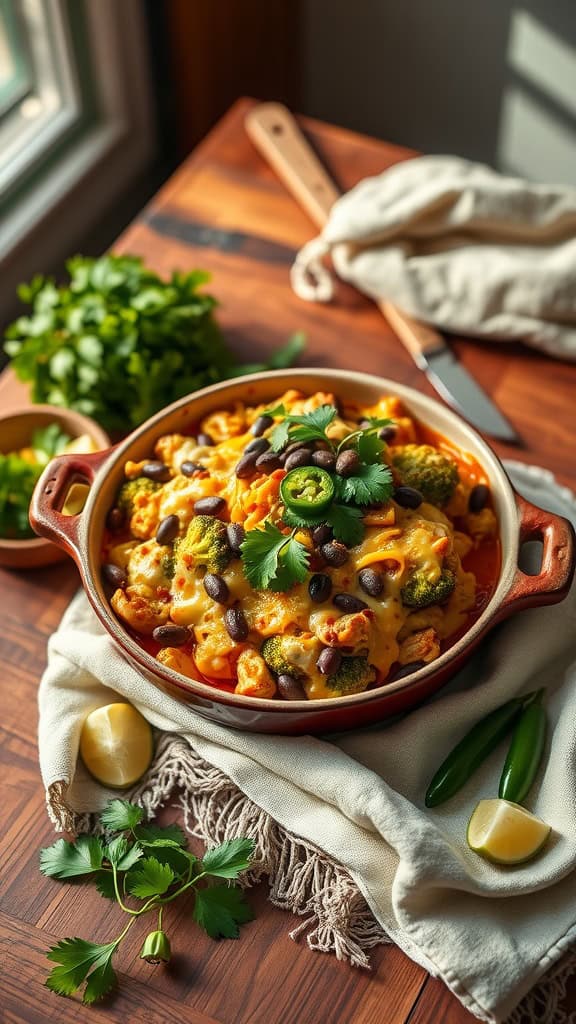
[425,691,536,808]
[498,689,547,804]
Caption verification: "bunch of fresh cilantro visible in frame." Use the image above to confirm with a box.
[40,799,255,1004]
[4,255,304,433]
[240,404,394,591]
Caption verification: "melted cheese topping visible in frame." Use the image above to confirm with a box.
[105,388,498,700]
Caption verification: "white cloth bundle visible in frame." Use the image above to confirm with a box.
[291,156,576,359]
[38,462,576,1024]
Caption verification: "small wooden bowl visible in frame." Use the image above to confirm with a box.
[0,406,110,570]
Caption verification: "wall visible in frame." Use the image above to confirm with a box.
[302,0,576,184]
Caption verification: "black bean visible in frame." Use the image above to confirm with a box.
[378,425,397,442]
[358,418,372,429]
[394,486,423,509]
[308,573,332,603]
[226,523,245,556]
[106,507,124,532]
[285,440,314,456]
[142,460,171,482]
[251,414,273,437]
[335,450,360,477]
[317,647,342,675]
[469,483,490,514]
[152,624,191,647]
[311,449,336,471]
[235,452,259,479]
[284,448,312,472]
[312,524,333,547]
[181,460,204,477]
[224,606,249,642]
[333,592,368,614]
[102,563,126,589]
[203,573,229,604]
[156,514,180,545]
[197,431,214,447]
[277,674,306,700]
[358,568,384,597]
[194,496,226,516]
[244,437,270,456]
[320,541,349,567]
[390,660,426,681]
[255,451,282,472]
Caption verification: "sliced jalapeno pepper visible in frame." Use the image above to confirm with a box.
[425,692,536,808]
[498,689,547,804]
[280,466,335,516]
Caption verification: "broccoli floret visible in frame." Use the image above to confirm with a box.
[261,635,303,679]
[117,477,161,516]
[161,552,175,580]
[401,569,455,609]
[174,515,230,573]
[392,444,459,506]
[325,656,376,695]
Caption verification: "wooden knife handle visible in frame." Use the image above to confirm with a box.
[245,102,449,364]
[245,102,340,227]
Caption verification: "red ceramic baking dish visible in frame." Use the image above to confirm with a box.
[30,369,575,734]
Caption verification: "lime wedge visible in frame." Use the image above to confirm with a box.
[467,798,551,865]
[63,433,99,455]
[80,703,153,788]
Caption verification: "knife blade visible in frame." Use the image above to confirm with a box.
[381,303,520,443]
[245,102,520,444]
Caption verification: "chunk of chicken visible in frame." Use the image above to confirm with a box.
[313,610,373,651]
[235,649,277,698]
[111,585,170,635]
[398,627,440,665]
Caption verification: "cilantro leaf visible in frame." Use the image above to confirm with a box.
[201,839,255,879]
[46,937,118,1002]
[325,503,365,545]
[357,431,384,464]
[40,836,104,879]
[83,958,117,1005]
[282,503,365,546]
[100,799,144,832]
[269,417,291,452]
[105,837,143,873]
[126,857,175,899]
[95,872,116,900]
[336,464,394,506]
[193,885,254,939]
[134,822,187,847]
[241,523,310,591]
[269,404,337,451]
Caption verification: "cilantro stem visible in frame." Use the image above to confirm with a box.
[112,863,140,916]
[157,906,164,930]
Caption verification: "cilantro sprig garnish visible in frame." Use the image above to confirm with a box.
[40,799,255,1004]
[240,522,310,592]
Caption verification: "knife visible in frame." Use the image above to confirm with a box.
[245,102,519,444]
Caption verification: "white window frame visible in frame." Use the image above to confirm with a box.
[0,0,156,323]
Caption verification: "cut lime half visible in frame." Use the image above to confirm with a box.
[467,798,551,865]
[80,702,153,788]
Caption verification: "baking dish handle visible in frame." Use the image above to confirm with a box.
[496,491,575,620]
[29,447,113,561]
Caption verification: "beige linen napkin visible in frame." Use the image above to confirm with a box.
[290,156,576,359]
[38,462,576,1024]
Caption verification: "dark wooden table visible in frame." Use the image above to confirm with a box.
[1,98,576,1024]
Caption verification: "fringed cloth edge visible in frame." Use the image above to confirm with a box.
[45,733,576,1022]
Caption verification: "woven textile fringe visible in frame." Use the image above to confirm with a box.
[46,733,576,1021]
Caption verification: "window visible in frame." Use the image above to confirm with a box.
[0,0,155,323]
